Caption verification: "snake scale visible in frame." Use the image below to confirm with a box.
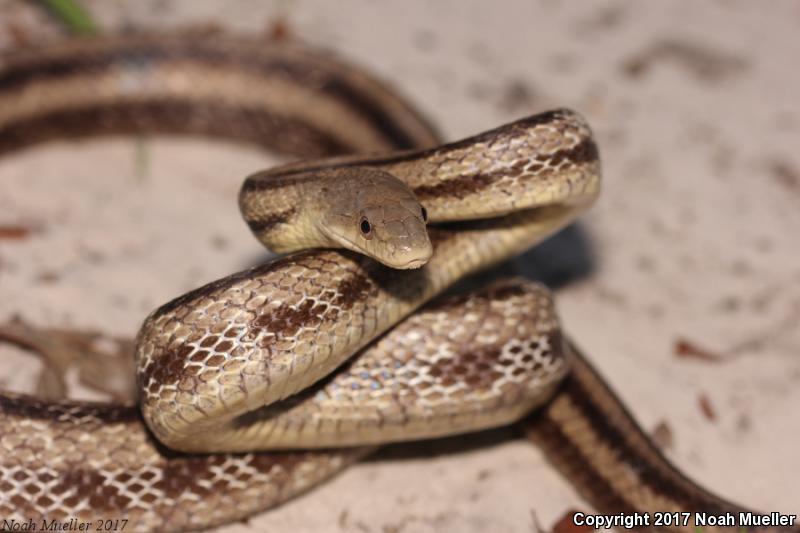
[0,33,795,533]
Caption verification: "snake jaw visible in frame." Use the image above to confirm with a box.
[320,222,432,269]
[384,234,434,269]
[393,255,429,270]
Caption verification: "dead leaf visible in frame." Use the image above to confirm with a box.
[674,338,722,362]
[267,18,291,42]
[698,394,717,422]
[553,509,595,533]
[0,225,34,240]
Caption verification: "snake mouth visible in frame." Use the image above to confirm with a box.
[390,254,430,270]
[325,229,431,269]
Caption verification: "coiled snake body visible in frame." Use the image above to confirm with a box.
[0,34,795,532]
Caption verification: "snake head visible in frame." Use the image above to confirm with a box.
[320,168,432,269]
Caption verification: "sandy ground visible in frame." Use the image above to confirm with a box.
[1,1,799,532]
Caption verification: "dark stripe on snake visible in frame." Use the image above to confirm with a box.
[0,101,349,156]
[246,208,298,234]
[240,171,330,194]
[563,371,730,513]
[528,344,755,526]
[141,256,381,389]
[238,110,594,188]
[537,137,600,167]
[411,138,598,201]
[0,394,139,424]
[524,399,638,516]
[0,42,431,151]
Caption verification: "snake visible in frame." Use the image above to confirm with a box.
[0,33,795,533]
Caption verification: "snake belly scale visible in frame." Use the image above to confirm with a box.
[0,33,795,533]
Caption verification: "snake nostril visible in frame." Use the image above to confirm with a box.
[421,207,428,222]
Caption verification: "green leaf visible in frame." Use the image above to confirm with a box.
[39,0,98,36]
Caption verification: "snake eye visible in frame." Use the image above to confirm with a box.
[360,217,372,238]
[421,207,428,222]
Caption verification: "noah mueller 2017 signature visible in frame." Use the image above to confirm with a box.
[1,518,129,531]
